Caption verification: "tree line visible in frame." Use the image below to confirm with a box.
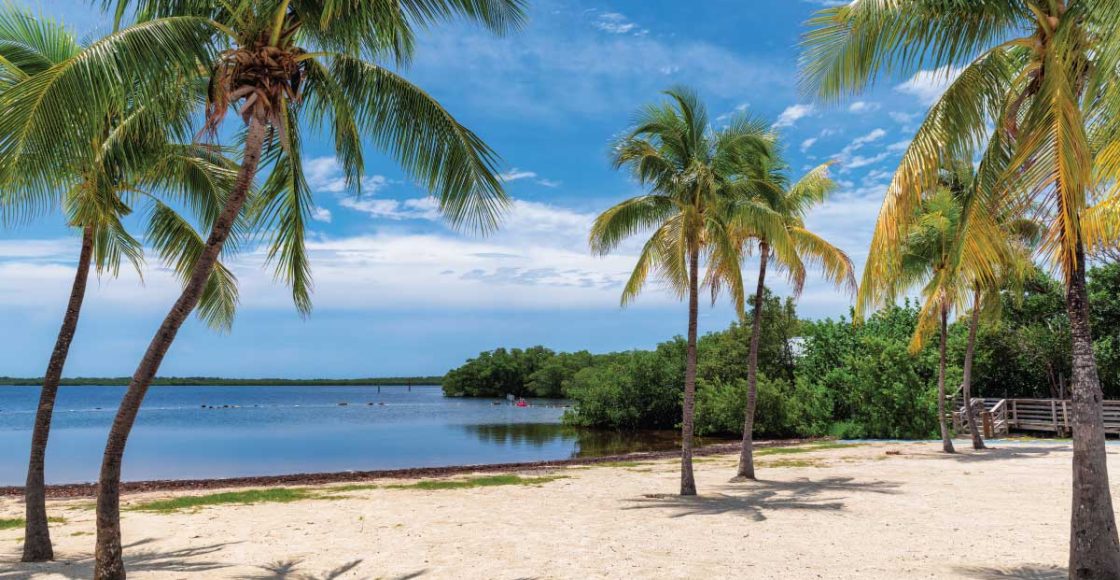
[444,262,1120,440]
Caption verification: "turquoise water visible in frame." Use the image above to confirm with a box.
[0,385,685,485]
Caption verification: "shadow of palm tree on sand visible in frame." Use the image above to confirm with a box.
[623,476,900,520]
[0,538,232,579]
[953,564,1066,579]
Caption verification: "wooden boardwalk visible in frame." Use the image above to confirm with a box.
[952,397,1120,437]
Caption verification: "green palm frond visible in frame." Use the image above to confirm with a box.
[146,201,240,331]
[800,0,1026,101]
[0,15,216,219]
[330,54,508,233]
[252,101,314,315]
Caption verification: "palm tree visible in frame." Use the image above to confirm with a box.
[710,146,854,480]
[0,1,525,577]
[802,2,1120,573]
[958,215,1041,450]
[856,162,1013,455]
[591,86,775,495]
[0,7,240,562]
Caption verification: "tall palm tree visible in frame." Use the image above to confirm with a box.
[856,162,1011,455]
[591,86,776,496]
[715,149,855,481]
[958,215,1041,450]
[0,7,241,562]
[802,2,1120,573]
[0,1,528,577]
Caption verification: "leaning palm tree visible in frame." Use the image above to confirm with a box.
[65,1,525,577]
[714,148,855,481]
[856,162,1011,455]
[957,214,1041,451]
[591,86,775,495]
[802,2,1120,573]
[0,7,241,562]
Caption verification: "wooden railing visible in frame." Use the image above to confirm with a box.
[953,398,1120,436]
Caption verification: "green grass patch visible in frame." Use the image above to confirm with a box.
[0,517,65,531]
[325,483,380,493]
[388,474,566,491]
[756,442,860,457]
[132,488,316,513]
[591,460,648,468]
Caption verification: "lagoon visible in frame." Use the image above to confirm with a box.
[0,385,689,485]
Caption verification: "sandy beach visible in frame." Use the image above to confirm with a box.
[0,440,1102,579]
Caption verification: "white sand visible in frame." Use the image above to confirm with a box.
[0,440,1109,579]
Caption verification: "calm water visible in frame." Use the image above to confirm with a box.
[0,385,689,485]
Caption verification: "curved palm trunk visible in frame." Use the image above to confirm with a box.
[680,245,699,496]
[93,117,268,580]
[1066,246,1120,579]
[961,291,985,450]
[938,304,955,454]
[22,226,94,562]
[736,242,768,480]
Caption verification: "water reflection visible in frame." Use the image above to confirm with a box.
[461,423,729,459]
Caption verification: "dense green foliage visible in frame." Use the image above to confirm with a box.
[444,265,1120,439]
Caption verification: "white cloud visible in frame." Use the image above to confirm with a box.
[499,168,538,182]
[846,152,891,169]
[831,128,893,171]
[848,101,880,113]
[305,156,391,194]
[311,206,332,223]
[592,12,647,35]
[800,137,818,153]
[886,140,911,152]
[889,111,919,125]
[304,157,349,193]
[895,66,963,105]
[498,167,561,188]
[774,104,815,128]
[717,102,750,122]
[339,197,443,222]
[849,128,886,148]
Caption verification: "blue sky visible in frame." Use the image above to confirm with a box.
[0,0,957,377]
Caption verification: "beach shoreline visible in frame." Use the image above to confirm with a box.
[0,438,821,499]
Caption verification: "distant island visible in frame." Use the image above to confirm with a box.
[0,376,444,387]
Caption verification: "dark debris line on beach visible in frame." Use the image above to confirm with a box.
[0,439,827,499]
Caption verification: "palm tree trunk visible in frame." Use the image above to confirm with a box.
[21,225,94,563]
[680,244,699,496]
[961,290,985,450]
[736,242,768,480]
[938,304,955,454]
[93,117,268,580]
[1066,245,1120,579]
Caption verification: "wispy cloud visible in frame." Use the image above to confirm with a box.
[499,167,561,188]
[895,65,963,105]
[592,12,648,36]
[407,10,790,119]
[848,101,880,113]
[305,156,392,194]
[774,104,815,128]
